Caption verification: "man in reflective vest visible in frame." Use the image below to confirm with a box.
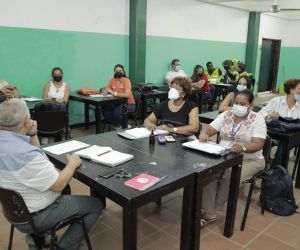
[205,62,223,84]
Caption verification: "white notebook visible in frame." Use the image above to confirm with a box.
[75,145,113,159]
[91,151,134,167]
[182,140,231,156]
[75,146,133,167]
[122,127,169,139]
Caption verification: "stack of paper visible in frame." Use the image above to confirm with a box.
[43,140,90,155]
[182,140,231,156]
[22,97,42,102]
[120,127,169,139]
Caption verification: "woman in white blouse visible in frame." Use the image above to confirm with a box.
[43,67,70,110]
[199,89,266,227]
[259,78,300,166]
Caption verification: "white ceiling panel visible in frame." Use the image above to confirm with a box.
[198,0,300,20]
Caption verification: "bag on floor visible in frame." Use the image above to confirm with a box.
[260,165,298,216]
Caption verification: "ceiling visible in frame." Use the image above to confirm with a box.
[197,0,300,20]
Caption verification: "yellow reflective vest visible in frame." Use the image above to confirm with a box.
[205,68,222,83]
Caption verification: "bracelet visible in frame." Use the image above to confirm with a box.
[27,132,37,137]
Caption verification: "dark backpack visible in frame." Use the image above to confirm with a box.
[260,165,298,216]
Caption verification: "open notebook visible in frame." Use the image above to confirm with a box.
[118,127,169,140]
[182,140,231,156]
[75,145,133,167]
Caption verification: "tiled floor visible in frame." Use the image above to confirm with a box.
[1,93,300,250]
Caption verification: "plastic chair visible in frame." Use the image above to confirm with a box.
[34,110,69,141]
[0,186,92,250]
[240,135,272,231]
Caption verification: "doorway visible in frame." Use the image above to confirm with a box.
[258,38,281,92]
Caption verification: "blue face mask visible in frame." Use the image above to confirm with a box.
[294,94,300,102]
[236,85,247,92]
[232,104,249,117]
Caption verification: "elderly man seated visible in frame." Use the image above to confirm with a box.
[0,98,102,250]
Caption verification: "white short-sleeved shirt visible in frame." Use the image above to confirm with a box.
[164,70,187,84]
[48,81,66,100]
[210,110,267,160]
[258,95,300,119]
[0,130,60,213]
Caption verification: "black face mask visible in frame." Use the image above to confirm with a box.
[114,72,123,78]
[53,75,62,82]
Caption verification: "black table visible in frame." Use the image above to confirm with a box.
[210,83,233,106]
[266,129,300,188]
[70,92,127,134]
[99,132,243,249]
[199,110,219,124]
[200,111,300,188]
[45,135,196,250]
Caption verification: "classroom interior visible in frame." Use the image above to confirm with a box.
[1,0,300,249]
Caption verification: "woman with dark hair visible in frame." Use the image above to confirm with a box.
[144,77,199,136]
[43,67,70,110]
[190,65,212,103]
[219,75,252,112]
[102,64,135,129]
[199,89,266,227]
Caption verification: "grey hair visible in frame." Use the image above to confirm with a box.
[0,98,30,131]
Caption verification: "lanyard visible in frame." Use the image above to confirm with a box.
[231,122,243,141]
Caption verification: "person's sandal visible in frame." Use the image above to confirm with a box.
[200,217,217,228]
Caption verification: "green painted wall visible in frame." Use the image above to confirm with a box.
[277,46,300,89]
[145,35,247,84]
[0,26,129,124]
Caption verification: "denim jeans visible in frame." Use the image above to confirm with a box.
[102,103,135,126]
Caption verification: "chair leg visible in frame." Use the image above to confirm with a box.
[81,220,92,250]
[240,182,254,231]
[8,225,14,250]
[292,147,300,180]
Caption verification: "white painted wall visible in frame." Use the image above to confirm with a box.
[259,14,289,45]
[147,0,249,43]
[0,0,129,35]
[286,21,300,47]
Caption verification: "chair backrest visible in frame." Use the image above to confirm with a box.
[35,111,68,134]
[262,135,272,168]
[0,187,36,228]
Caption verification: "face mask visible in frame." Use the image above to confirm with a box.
[294,94,300,102]
[232,104,249,117]
[174,65,181,72]
[236,85,247,92]
[168,88,180,100]
[53,75,62,82]
[114,72,123,78]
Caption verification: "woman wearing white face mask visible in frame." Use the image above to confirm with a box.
[259,78,300,166]
[199,89,266,227]
[144,77,199,136]
[219,76,252,113]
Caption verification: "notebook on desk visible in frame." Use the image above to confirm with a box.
[75,145,134,167]
[118,127,169,140]
[182,140,231,156]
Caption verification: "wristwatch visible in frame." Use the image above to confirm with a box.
[242,145,246,153]
[173,127,178,133]
[27,132,37,137]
